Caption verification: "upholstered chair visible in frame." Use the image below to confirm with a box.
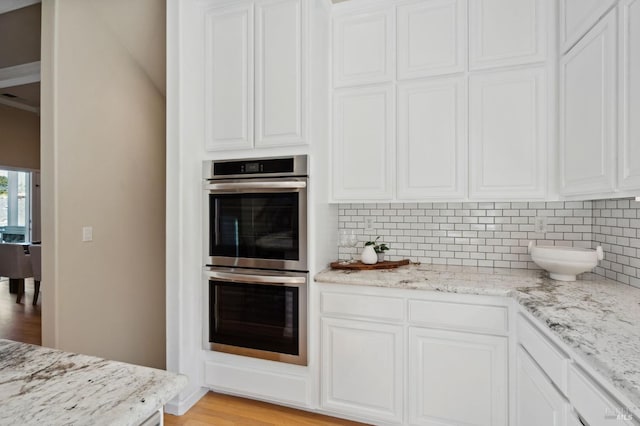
[0,244,33,303]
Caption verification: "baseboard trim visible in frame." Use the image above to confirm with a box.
[164,386,208,416]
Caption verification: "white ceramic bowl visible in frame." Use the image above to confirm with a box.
[528,242,604,281]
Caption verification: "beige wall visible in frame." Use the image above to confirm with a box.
[41,0,166,369]
[0,104,40,170]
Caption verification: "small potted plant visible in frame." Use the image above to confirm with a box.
[365,236,390,262]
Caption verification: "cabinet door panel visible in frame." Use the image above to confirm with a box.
[409,327,508,426]
[568,364,636,426]
[255,0,306,147]
[204,5,253,151]
[619,0,640,190]
[469,67,547,199]
[516,346,569,426]
[322,318,403,424]
[397,78,466,199]
[517,314,569,393]
[560,0,617,53]
[469,0,547,70]
[332,85,394,200]
[333,9,394,87]
[560,11,616,196]
[397,0,466,80]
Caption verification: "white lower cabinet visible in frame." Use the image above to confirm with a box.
[319,286,509,426]
[568,364,637,426]
[321,317,404,424]
[319,286,639,426]
[568,412,587,426]
[408,327,508,426]
[517,309,640,426]
[516,345,570,426]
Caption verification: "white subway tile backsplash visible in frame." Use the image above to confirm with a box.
[337,199,640,289]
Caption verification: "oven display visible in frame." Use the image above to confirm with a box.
[245,162,260,173]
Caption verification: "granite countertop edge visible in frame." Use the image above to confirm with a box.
[315,264,640,413]
[0,339,188,426]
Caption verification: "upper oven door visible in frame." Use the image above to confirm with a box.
[204,177,308,271]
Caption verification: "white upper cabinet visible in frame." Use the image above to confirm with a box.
[397,0,466,80]
[205,5,254,151]
[469,67,547,200]
[333,9,394,87]
[255,0,306,147]
[560,0,617,53]
[560,10,617,196]
[397,77,466,199]
[618,0,640,191]
[202,0,307,152]
[332,85,394,201]
[330,0,555,202]
[469,0,547,70]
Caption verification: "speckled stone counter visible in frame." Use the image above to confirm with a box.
[316,263,545,296]
[0,340,188,426]
[316,264,640,412]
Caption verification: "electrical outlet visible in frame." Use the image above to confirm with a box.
[534,216,547,234]
[82,226,93,242]
[364,217,375,232]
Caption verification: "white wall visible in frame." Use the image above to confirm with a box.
[40,0,166,369]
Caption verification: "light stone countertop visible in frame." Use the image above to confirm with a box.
[0,340,188,426]
[315,264,640,412]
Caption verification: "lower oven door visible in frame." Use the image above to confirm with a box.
[204,268,307,366]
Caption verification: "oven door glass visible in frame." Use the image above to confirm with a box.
[209,280,299,356]
[209,193,299,261]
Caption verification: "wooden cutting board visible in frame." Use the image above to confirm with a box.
[330,259,410,270]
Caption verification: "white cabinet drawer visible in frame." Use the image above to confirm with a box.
[321,291,404,322]
[408,299,508,335]
[517,314,570,393]
[568,364,637,426]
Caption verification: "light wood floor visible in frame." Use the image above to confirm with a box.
[164,392,369,426]
[0,277,41,345]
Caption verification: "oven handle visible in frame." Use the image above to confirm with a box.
[204,181,307,192]
[205,270,306,286]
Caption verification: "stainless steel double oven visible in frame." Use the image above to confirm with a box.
[203,156,308,365]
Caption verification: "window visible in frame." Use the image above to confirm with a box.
[0,169,31,243]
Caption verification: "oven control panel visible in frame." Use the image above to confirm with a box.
[215,158,292,176]
[205,155,307,180]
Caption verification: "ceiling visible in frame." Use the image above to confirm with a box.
[0,2,41,112]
